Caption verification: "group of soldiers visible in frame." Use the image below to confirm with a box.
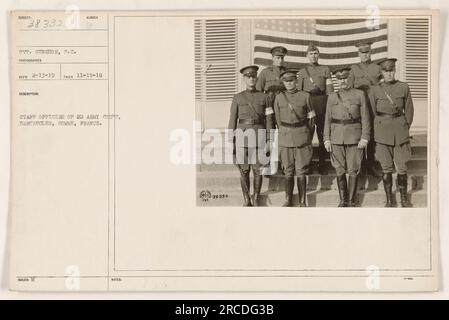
[228,41,414,208]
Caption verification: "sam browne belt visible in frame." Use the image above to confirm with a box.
[238,118,264,125]
[376,111,403,118]
[331,118,361,125]
[280,119,308,127]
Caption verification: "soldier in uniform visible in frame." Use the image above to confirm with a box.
[274,70,316,207]
[297,43,334,175]
[228,65,274,207]
[368,58,414,207]
[256,46,288,101]
[323,67,371,207]
[256,46,288,187]
[348,41,382,177]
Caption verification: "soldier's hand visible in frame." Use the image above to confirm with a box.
[357,139,368,149]
[324,140,332,153]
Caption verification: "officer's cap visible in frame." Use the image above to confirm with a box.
[377,58,397,71]
[306,43,319,53]
[334,67,351,79]
[355,41,373,53]
[280,69,298,81]
[239,65,259,76]
[271,46,288,57]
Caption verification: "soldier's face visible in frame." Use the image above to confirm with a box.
[307,50,319,64]
[381,69,396,83]
[359,51,371,63]
[338,77,349,89]
[283,79,297,91]
[243,74,257,88]
[272,55,284,67]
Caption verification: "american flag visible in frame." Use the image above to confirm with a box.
[253,18,388,70]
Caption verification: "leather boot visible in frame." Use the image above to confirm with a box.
[240,171,252,207]
[336,174,348,207]
[348,175,359,207]
[282,176,295,207]
[297,176,307,207]
[252,171,263,207]
[398,174,412,207]
[382,173,394,207]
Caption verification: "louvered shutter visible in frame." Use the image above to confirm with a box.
[404,18,429,99]
[194,19,238,102]
[194,20,204,101]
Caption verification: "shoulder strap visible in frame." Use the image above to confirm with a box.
[281,92,302,121]
[380,84,399,110]
[356,64,377,86]
[241,93,264,119]
[336,91,354,119]
[303,66,317,88]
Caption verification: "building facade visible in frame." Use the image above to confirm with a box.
[195,18,429,133]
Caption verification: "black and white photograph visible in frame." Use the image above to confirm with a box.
[196,16,430,208]
[5,8,441,293]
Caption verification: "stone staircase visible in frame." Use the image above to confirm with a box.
[196,133,428,207]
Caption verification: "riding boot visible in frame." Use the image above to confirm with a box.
[336,174,348,207]
[297,176,307,207]
[397,173,412,207]
[382,173,394,207]
[282,176,295,207]
[348,175,359,207]
[253,170,263,207]
[240,171,252,207]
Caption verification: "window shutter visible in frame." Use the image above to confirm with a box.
[404,18,429,99]
[194,20,204,100]
[194,19,238,102]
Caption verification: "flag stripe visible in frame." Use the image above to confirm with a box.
[255,39,387,54]
[315,19,367,25]
[315,23,387,36]
[254,45,387,59]
[254,33,388,47]
[315,20,386,31]
[254,56,386,70]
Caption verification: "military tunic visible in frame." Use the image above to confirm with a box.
[297,64,334,168]
[323,88,371,176]
[297,64,333,114]
[348,62,381,92]
[274,89,314,177]
[368,81,414,174]
[348,61,382,169]
[256,65,286,94]
[228,89,273,173]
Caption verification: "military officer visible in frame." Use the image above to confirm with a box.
[274,70,316,207]
[297,43,334,175]
[256,46,288,188]
[228,65,274,207]
[256,46,288,100]
[368,58,414,207]
[348,41,382,177]
[323,67,371,207]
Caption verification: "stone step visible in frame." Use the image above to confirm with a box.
[196,188,427,208]
[198,137,427,171]
[199,142,426,154]
[198,154,427,172]
[197,171,427,192]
